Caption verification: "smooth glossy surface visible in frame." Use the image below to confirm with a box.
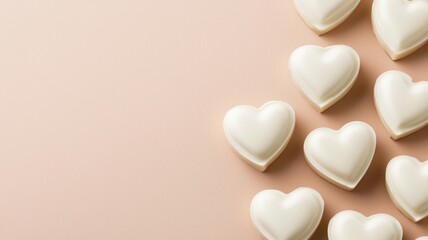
[223,101,295,172]
[304,121,376,190]
[250,188,324,240]
[328,210,403,240]
[374,70,428,140]
[386,155,428,222]
[289,45,360,112]
[293,0,360,35]
[372,0,428,60]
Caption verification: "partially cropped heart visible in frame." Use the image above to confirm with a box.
[293,0,360,35]
[304,121,376,190]
[223,101,295,172]
[251,188,324,240]
[374,70,428,140]
[386,155,428,222]
[328,210,403,240]
[289,45,360,112]
[372,0,428,60]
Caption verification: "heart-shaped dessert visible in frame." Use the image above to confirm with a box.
[223,101,295,172]
[417,237,428,240]
[289,45,360,112]
[328,210,403,240]
[374,70,428,140]
[372,0,428,60]
[293,0,360,35]
[304,121,376,190]
[250,188,324,240]
[386,155,428,222]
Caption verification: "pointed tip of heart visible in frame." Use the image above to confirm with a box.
[315,104,330,113]
[383,47,412,61]
[305,24,333,36]
[310,27,330,36]
[309,101,328,113]
[389,133,402,141]
[389,54,400,61]
[305,159,358,190]
[250,161,269,172]
[385,180,422,223]
[379,121,403,140]
[293,0,360,35]
[374,33,418,61]
[333,181,357,191]
[373,29,410,61]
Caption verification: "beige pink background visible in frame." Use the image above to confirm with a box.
[0,0,427,239]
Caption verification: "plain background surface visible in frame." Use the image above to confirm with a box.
[0,0,427,239]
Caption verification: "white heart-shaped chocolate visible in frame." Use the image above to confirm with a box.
[293,0,360,35]
[386,155,428,222]
[304,121,376,190]
[223,101,295,172]
[328,210,403,240]
[289,45,360,112]
[417,237,428,240]
[250,188,324,240]
[374,70,428,140]
[372,0,428,60]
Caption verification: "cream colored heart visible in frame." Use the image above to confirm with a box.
[223,101,295,172]
[304,121,376,190]
[417,237,428,240]
[328,210,403,240]
[289,45,360,112]
[293,0,360,35]
[372,0,428,60]
[374,70,428,140]
[250,188,324,240]
[386,155,428,222]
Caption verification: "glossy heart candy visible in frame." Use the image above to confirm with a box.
[304,121,376,190]
[250,188,324,240]
[223,101,295,172]
[374,70,428,140]
[289,45,360,112]
[372,0,428,60]
[328,210,403,240]
[293,0,360,35]
[386,155,428,222]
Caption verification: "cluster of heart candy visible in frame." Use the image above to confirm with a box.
[223,0,428,239]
